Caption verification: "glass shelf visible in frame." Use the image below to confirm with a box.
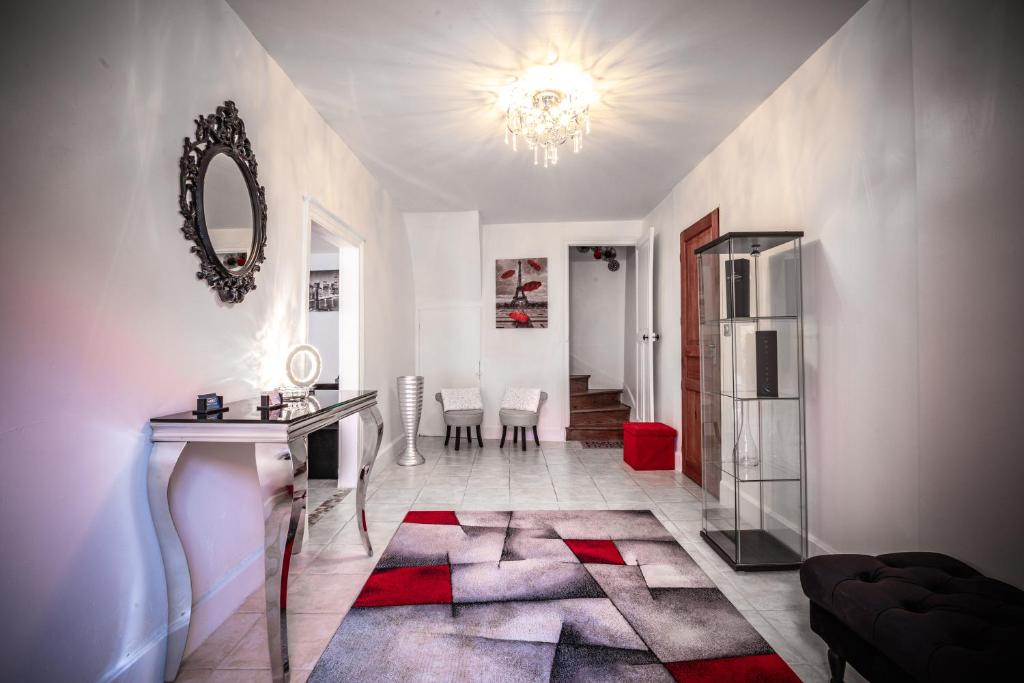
[716,458,801,482]
[703,315,799,325]
[705,389,800,402]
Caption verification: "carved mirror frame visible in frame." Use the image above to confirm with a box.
[179,100,268,303]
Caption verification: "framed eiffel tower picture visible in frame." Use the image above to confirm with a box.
[495,257,548,328]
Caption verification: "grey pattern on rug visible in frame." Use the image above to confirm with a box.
[308,509,799,682]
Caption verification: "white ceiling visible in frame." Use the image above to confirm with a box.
[228,0,864,223]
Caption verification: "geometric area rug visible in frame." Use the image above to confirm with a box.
[309,510,799,682]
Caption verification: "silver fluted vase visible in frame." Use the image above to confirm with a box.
[395,376,425,466]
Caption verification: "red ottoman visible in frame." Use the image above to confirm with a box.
[623,422,677,470]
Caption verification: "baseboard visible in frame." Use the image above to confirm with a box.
[674,449,682,472]
[99,546,264,683]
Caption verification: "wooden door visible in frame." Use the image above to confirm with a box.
[680,209,719,484]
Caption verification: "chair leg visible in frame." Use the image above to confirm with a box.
[827,649,846,683]
[513,427,518,444]
[445,425,451,446]
[500,426,507,448]
[455,428,461,451]
[532,425,540,447]
[476,425,483,447]
[521,428,527,451]
[464,427,472,448]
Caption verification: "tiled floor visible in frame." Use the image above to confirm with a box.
[176,437,864,682]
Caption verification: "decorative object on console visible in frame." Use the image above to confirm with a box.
[193,393,226,416]
[496,257,548,328]
[178,100,267,303]
[259,390,283,411]
[696,231,806,571]
[396,376,425,466]
[281,344,322,401]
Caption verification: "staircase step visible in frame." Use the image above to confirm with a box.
[570,404,631,427]
[569,374,590,393]
[570,388,623,410]
[565,426,624,442]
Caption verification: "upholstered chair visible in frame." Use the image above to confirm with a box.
[435,391,484,451]
[499,391,547,451]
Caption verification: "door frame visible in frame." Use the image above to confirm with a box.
[680,209,719,483]
[561,237,643,435]
[302,195,365,487]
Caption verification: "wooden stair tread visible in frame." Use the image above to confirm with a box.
[570,388,622,397]
[571,405,630,414]
[569,374,591,380]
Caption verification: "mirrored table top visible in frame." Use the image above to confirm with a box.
[151,389,377,424]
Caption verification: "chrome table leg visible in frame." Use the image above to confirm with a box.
[147,441,191,683]
[261,437,307,683]
[356,406,384,556]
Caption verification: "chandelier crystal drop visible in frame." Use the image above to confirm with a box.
[503,63,593,168]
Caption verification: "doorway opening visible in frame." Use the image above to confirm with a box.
[565,244,636,443]
[304,198,364,489]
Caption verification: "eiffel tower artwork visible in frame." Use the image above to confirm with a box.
[495,257,548,329]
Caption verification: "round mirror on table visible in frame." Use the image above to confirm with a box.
[179,100,267,303]
[282,344,322,402]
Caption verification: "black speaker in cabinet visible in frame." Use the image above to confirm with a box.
[756,330,779,397]
[725,258,750,318]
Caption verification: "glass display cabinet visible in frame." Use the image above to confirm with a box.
[695,232,807,570]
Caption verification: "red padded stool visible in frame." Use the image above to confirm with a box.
[623,422,677,470]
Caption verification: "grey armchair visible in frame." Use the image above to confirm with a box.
[499,391,547,451]
[435,392,483,451]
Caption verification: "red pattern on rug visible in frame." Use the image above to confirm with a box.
[353,564,452,607]
[665,654,800,682]
[402,510,460,525]
[563,539,626,565]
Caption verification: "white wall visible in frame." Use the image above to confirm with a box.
[646,0,919,558]
[911,0,1024,587]
[0,1,416,681]
[569,249,629,390]
[643,0,1024,585]
[481,221,643,440]
[404,211,482,436]
[308,252,340,383]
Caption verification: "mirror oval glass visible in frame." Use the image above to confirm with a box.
[203,152,255,272]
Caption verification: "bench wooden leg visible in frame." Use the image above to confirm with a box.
[521,428,527,451]
[513,427,518,444]
[500,426,507,448]
[444,426,451,446]
[532,425,540,447]
[476,425,483,447]
[827,649,846,683]
[455,428,461,451]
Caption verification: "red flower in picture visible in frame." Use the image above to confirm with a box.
[521,281,543,292]
[500,269,516,279]
[527,259,543,272]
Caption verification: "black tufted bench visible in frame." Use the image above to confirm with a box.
[800,552,1021,682]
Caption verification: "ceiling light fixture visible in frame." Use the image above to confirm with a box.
[503,60,595,168]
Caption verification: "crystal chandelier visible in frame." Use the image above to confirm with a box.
[504,62,593,167]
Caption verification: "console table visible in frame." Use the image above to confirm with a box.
[148,390,383,683]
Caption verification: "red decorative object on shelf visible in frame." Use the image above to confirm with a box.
[623,422,677,470]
